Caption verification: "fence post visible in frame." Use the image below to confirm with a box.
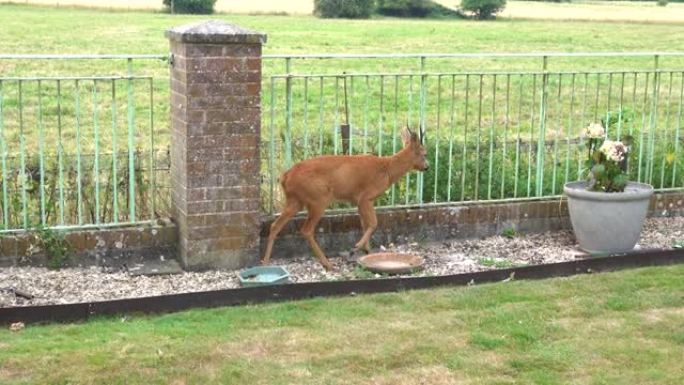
[166,20,267,270]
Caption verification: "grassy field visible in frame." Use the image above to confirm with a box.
[14,1,684,23]
[1,265,684,384]
[502,1,684,24]
[0,4,683,227]
[1,4,683,63]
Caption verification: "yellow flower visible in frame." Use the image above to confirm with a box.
[666,153,675,165]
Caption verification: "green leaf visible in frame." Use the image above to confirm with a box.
[622,135,635,147]
[591,164,605,177]
[612,174,628,192]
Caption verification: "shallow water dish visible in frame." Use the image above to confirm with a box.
[238,266,290,287]
[358,253,425,275]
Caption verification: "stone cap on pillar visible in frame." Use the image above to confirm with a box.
[165,20,267,44]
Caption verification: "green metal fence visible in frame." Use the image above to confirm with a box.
[2,52,683,226]
[263,53,684,214]
[0,55,169,232]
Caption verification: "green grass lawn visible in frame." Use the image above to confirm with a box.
[1,265,683,384]
[0,3,683,72]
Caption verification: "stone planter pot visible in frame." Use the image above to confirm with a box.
[563,181,653,254]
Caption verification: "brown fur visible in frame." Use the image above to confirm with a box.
[262,128,429,270]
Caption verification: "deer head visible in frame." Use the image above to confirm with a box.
[401,126,429,172]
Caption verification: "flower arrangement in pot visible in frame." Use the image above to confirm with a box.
[563,123,653,254]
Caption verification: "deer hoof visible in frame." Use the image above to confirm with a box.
[352,246,371,255]
[341,249,359,263]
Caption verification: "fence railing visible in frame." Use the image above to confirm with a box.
[263,62,684,213]
[2,53,683,223]
[261,52,684,77]
[0,53,170,232]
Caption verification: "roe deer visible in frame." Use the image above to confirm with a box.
[262,127,429,270]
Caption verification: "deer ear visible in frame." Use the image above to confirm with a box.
[401,128,412,147]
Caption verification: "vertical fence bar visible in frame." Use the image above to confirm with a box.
[407,76,413,205]
[268,77,275,215]
[564,74,576,186]
[617,73,626,140]
[578,73,589,180]
[637,73,650,183]
[447,75,456,202]
[111,79,119,222]
[318,77,324,155]
[349,76,354,154]
[93,80,101,223]
[57,80,65,225]
[303,77,309,159]
[418,56,426,203]
[647,57,661,184]
[628,73,638,176]
[334,76,339,155]
[461,74,470,202]
[535,57,549,197]
[433,75,441,203]
[285,58,293,167]
[148,78,155,221]
[391,75,399,205]
[0,81,6,229]
[75,80,83,225]
[593,73,601,122]
[551,75,562,195]
[501,74,510,199]
[364,75,370,155]
[660,72,674,189]
[672,72,683,187]
[487,75,496,200]
[514,74,523,198]
[527,75,537,197]
[18,80,28,229]
[475,74,483,200]
[378,75,385,157]
[126,60,136,222]
[38,81,46,226]
[605,73,613,136]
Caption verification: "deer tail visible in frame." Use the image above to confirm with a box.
[278,169,290,190]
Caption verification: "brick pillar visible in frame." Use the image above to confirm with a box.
[166,20,266,270]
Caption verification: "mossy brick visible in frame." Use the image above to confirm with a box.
[0,235,17,258]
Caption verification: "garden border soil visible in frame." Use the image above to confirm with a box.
[1,248,682,325]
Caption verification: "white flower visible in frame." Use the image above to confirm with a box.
[599,140,627,163]
[583,123,605,139]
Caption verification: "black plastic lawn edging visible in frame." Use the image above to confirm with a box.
[2,249,683,325]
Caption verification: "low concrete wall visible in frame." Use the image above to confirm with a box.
[260,192,684,260]
[0,222,176,268]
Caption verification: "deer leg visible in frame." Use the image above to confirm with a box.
[350,207,367,255]
[300,205,333,270]
[262,200,300,265]
[353,200,376,254]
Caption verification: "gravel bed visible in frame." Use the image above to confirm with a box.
[1,217,682,308]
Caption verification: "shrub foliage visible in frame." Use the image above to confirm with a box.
[376,0,433,17]
[163,0,216,14]
[376,0,462,18]
[314,0,374,18]
[460,0,506,19]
